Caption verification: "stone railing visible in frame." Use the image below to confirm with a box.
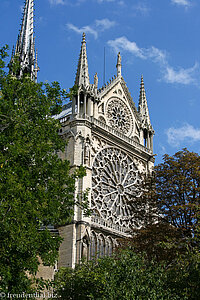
[91,117,153,155]
[59,113,153,155]
[91,215,129,235]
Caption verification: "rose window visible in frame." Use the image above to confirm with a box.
[106,98,132,135]
[91,147,142,228]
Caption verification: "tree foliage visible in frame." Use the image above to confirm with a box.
[0,47,87,293]
[0,45,8,78]
[156,148,200,238]
[54,248,200,300]
[123,149,200,262]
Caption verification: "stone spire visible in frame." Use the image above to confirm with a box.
[116,52,122,77]
[13,0,38,81]
[75,33,90,88]
[138,75,151,128]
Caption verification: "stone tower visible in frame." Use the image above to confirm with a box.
[56,34,155,268]
[10,0,39,81]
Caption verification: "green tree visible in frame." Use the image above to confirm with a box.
[0,47,87,293]
[156,148,200,240]
[54,249,186,300]
[124,149,200,261]
[0,45,8,78]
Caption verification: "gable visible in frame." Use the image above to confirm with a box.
[97,76,141,141]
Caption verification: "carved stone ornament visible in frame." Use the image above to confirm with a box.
[84,137,91,165]
[91,147,142,228]
[106,98,133,136]
[91,135,110,159]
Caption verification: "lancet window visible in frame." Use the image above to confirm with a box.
[89,231,115,259]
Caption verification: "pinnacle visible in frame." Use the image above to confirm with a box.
[138,75,151,128]
[75,33,90,87]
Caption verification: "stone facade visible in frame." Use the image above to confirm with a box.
[55,33,155,268]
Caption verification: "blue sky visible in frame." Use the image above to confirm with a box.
[1,0,200,164]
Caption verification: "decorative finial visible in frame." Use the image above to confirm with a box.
[116,52,122,77]
[82,32,86,43]
[117,52,121,64]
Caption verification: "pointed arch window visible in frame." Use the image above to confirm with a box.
[90,231,97,259]
[107,237,113,256]
[99,235,105,257]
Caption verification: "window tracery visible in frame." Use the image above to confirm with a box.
[106,98,133,135]
[91,147,142,228]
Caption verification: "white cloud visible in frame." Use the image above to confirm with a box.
[133,3,150,15]
[171,0,191,6]
[166,124,200,146]
[49,0,65,4]
[171,0,191,7]
[67,18,116,39]
[107,36,145,59]
[96,0,115,2]
[95,19,116,30]
[108,36,199,85]
[144,46,168,65]
[67,24,98,39]
[49,0,123,5]
[108,37,167,61]
[96,0,125,4]
[163,63,198,84]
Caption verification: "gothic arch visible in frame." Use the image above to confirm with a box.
[90,231,116,259]
[90,231,97,259]
[81,232,90,260]
[98,116,106,124]
[105,236,114,256]
[98,234,105,257]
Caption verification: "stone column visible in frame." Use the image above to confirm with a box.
[84,94,87,117]
[147,132,151,149]
[77,93,80,116]
[72,96,76,115]
[88,97,92,116]
[150,133,153,152]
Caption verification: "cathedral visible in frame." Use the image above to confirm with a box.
[13,0,155,271]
